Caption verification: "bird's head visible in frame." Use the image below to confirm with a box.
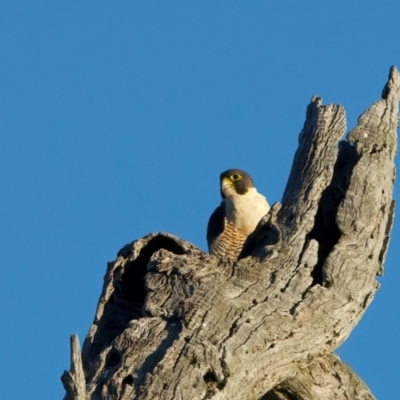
[220,169,255,198]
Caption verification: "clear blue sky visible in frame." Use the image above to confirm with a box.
[1,2,399,399]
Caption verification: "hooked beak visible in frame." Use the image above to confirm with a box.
[221,177,232,190]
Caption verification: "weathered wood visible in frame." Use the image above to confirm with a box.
[62,334,87,400]
[263,353,375,400]
[62,67,399,399]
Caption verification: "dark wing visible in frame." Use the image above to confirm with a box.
[207,202,225,252]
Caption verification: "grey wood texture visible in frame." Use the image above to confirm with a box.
[62,67,399,400]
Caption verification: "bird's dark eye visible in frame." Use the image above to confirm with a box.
[231,174,241,180]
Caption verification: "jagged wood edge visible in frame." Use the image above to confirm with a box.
[62,335,87,400]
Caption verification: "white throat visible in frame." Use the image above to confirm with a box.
[223,187,270,233]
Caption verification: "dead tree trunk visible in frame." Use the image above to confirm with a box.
[62,67,399,400]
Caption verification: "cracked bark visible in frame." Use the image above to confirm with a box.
[62,67,399,400]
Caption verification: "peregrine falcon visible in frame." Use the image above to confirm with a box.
[207,169,270,260]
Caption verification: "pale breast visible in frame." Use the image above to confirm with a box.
[224,188,270,234]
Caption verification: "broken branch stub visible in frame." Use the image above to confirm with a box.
[62,67,399,400]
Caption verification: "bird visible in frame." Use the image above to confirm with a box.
[207,168,270,260]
